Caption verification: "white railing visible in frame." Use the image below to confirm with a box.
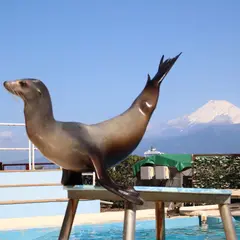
[0,123,96,185]
[0,123,36,170]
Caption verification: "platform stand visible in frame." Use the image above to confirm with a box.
[219,204,237,240]
[122,201,166,240]
[58,199,79,240]
[155,201,165,240]
[123,201,136,240]
[59,186,237,240]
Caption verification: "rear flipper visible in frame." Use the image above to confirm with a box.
[61,169,83,186]
[98,177,144,205]
[118,185,140,197]
[150,52,182,86]
[91,157,143,205]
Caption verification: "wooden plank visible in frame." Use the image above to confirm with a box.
[0,169,61,173]
[0,183,61,188]
[155,201,165,240]
[100,200,113,205]
[59,199,79,240]
[66,186,232,204]
[0,198,110,205]
[0,198,69,205]
[219,204,238,240]
[230,189,240,198]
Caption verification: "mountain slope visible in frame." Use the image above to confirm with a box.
[136,123,240,155]
[168,100,240,128]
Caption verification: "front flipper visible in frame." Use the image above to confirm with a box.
[61,169,83,186]
[90,156,144,205]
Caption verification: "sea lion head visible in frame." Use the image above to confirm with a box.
[3,78,49,103]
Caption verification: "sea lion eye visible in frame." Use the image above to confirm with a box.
[19,81,27,87]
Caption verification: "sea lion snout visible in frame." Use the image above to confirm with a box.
[3,80,22,94]
[3,81,7,88]
[3,81,11,88]
[3,80,14,92]
[4,80,19,87]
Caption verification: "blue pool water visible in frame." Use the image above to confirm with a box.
[0,219,239,240]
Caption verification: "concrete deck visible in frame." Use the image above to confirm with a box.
[0,209,186,231]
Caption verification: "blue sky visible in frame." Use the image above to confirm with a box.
[0,1,239,129]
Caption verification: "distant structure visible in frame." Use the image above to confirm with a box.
[144,146,163,157]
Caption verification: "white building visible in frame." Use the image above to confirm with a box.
[144,146,164,157]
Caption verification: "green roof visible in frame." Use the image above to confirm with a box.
[132,154,193,176]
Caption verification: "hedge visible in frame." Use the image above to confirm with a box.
[192,155,240,189]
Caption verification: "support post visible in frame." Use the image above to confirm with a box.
[218,204,237,240]
[31,143,35,170]
[28,140,32,170]
[123,201,136,240]
[155,201,165,240]
[58,199,79,240]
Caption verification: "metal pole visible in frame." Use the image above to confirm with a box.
[58,199,79,240]
[0,123,25,126]
[31,143,35,170]
[123,201,136,240]
[155,201,165,240]
[218,204,237,240]
[92,172,96,186]
[28,140,32,170]
[0,148,30,150]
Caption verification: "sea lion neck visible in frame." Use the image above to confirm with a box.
[23,93,55,132]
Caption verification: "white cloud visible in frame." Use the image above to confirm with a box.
[0,131,13,138]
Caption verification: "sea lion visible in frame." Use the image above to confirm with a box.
[3,53,181,205]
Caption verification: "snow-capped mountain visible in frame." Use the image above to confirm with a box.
[168,100,240,128]
[135,100,240,155]
[151,100,240,137]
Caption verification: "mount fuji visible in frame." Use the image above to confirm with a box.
[135,100,240,155]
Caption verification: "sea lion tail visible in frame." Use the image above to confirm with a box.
[149,52,182,86]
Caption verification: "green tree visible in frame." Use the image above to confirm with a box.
[193,155,240,189]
